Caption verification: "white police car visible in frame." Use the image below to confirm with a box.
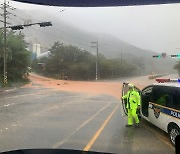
[122,81,180,145]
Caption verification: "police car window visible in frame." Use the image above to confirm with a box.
[152,86,180,110]
[152,86,169,107]
[142,86,153,95]
[170,87,180,110]
[141,86,153,117]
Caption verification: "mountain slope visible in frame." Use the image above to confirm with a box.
[19,9,176,75]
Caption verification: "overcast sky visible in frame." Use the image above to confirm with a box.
[3,1,180,54]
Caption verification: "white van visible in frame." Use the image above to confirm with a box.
[122,82,180,145]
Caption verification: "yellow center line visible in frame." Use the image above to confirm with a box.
[83,104,119,151]
[52,102,112,148]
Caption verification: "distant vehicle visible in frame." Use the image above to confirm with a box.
[122,82,180,145]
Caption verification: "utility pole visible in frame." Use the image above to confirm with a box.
[91,41,98,80]
[3,0,7,86]
[0,2,52,86]
[91,41,107,80]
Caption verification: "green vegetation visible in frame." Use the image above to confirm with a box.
[32,42,139,80]
[0,31,30,86]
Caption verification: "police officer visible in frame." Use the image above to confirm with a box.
[122,84,141,127]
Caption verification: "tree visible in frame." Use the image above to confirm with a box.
[35,41,138,80]
[0,31,30,83]
[37,42,96,80]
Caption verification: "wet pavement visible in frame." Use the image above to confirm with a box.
[0,75,175,153]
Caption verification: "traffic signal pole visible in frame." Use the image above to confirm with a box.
[1,20,52,86]
[0,1,52,86]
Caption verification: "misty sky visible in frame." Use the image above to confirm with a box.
[3,1,180,54]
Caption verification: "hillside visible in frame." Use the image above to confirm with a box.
[17,9,176,75]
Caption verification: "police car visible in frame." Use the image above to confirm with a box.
[122,80,180,145]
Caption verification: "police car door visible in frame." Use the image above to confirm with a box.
[141,86,154,121]
[121,83,141,116]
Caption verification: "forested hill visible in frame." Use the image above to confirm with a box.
[20,9,175,75]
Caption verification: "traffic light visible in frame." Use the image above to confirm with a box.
[39,22,52,27]
[171,54,180,58]
[152,55,161,58]
[11,25,24,30]
[153,53,167,58]
[7,21,52,31]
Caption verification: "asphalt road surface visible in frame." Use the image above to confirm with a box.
[0,74,176,153]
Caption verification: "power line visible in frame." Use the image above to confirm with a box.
[7,8,80,45]
[0,18,10,24]
[2,5,98,54]
[7,15,24,25]
[7,10,85,45]
[8,5,43,23]
[28,25,91,47]
[3,8,108,56]
[4,5,94,48]
[8,7,92,47]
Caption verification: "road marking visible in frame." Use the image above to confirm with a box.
[52,102,113,148]
[3,104,10,107]
[4,89,53,99]
[5,88,16,92]
[83,104,119,151]
[5,93,35,99]
[33,95,92,117]
[0,95,47,108]
[0,90,56,108]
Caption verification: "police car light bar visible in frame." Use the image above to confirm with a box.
[155,78,170,83]
[156,78,180,83]
[170,79,180,82]
[170,79,178,82]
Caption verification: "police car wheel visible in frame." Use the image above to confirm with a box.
[169,125,180,146]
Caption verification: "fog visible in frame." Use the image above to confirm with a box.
[5,1,180,54]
